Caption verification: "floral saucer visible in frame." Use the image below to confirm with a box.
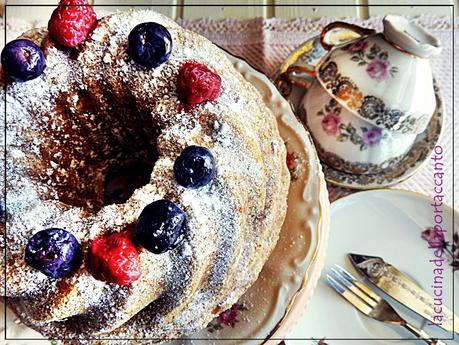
[275,36,444,190]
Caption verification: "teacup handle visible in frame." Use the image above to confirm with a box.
[319,22,376,50]
[284,64,316,89]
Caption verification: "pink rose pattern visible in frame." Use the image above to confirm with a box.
[286,149,302,181]
[421,226,445,248]
[217,304,240,327]
[346,40,368,53]
[321,113,341,136]
[317,99,385,151]
[366,59,390,81]
[345,41,398,81]
[422,227,458,271]
[207,303,248,332]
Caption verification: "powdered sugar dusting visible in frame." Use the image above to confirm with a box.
[1,9,289,342]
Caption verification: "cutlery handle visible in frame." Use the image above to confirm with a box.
[402,322,447,345]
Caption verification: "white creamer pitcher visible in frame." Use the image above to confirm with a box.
[316,15,442,135]
[301,15,442,174]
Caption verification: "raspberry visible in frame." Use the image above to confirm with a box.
[177,62,222,105]
[48,0,97,48]
[88,230,141,286]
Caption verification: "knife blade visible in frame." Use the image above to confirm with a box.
[348,253,459,335]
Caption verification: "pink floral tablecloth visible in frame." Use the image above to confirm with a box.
[1,14,457,206]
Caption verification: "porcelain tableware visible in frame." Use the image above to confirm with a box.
[349,253,459,334]
[316,15,442,135]
[300,15,442,175]
[275,34,444,189]
[286,189,458,344]
[327,265,447,345]
[302,78,417,174]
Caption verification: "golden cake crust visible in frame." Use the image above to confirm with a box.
[1,9,289,342]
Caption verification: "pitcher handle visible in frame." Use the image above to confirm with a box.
[320,22,376,50]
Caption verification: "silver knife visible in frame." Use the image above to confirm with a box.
[348,253,459,335]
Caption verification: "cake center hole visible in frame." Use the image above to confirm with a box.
[103,161,154,206]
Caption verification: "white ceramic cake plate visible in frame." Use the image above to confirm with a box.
[286,189,458,344]
[0,54,330,344]
[275,35,444,190]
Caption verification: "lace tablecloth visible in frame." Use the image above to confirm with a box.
[1,15,457,206]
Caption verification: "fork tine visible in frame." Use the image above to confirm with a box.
[326,274,373,315]
[326,273,346,293]
[330,267,378,308]
[328,273,441,341]
[334,264,382,302]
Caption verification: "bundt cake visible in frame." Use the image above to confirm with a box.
[0,3,289,342]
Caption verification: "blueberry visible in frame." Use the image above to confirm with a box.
[127,22,172,69]
[0,200,4,221]
[25,228,81,278]
[1,39,46,82]
[174,146,216,189]
[135,200,188,254]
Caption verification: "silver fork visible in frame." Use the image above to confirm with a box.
[327,265,447,345]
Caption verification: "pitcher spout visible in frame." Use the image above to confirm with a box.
[383,14,442,58]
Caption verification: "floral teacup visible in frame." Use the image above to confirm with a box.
[302,79,417,175]
[297,15,441,174]
[316,15,441,135]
